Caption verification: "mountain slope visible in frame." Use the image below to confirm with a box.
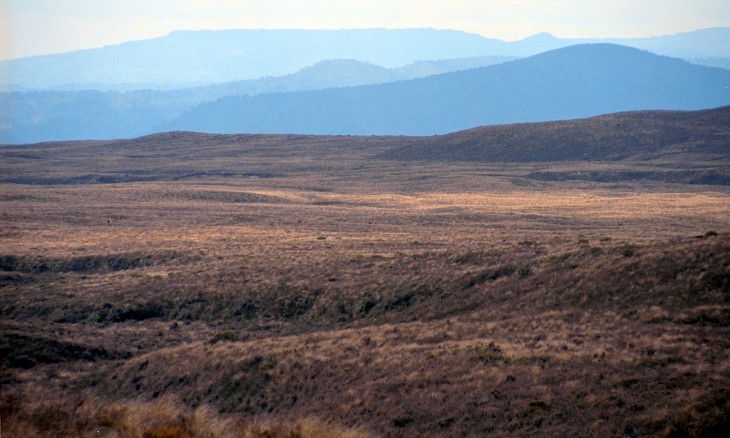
[167,44,730,136]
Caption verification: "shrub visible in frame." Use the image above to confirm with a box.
[529,400,549,411]
[518,265,532,277]
[209,330,238,344]
[620,245,636,257]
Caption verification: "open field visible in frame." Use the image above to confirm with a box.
[1,111,729,436]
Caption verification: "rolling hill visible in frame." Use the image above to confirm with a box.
[2,146,728,436]
[379,106,730,162]
[166,44,730,136]
[2,107,728,187]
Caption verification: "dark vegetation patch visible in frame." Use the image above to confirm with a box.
[161,190,284,204]
[526,169,730,185]
[0,333,131,369]
[678,307,730,327]
[108,303,166,323]
[0,174,162,185]
[460,264,516,289]
[379,284,444,313]
[0,252,179,274]
[0,171,283,186]
[0,272,31,286]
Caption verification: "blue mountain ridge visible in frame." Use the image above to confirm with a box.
[2,27,729,91]
[164,44,730,136]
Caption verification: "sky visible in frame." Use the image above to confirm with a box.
[1,0,730,61]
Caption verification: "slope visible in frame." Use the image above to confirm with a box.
[2,107,729,187]
[379,106,730,162]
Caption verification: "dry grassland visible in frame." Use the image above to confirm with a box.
[1,139,729,437]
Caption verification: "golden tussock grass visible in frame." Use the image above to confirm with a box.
[1,394,372,438]
[1,154,728,436]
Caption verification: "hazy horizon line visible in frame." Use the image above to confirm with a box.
[2,25,728,63]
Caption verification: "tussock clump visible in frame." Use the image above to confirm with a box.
[240,418,371,438]
[0,393,372,438]
[209,330,239,344]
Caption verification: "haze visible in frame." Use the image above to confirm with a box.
[2,0,730,60]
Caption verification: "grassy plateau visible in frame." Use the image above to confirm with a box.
[1,108,729,437]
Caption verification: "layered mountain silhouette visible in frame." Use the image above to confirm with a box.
[2,42,729,144]
[2,27,728,91]
[172,56,516,102]
[0,56,514,144]
[166,44,730,136]
[519,27,730,61]
[0,29,513,91]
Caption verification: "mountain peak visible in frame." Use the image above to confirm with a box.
[521,32,558,41]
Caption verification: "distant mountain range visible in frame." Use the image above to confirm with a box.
[190,56,518,97]
[0,56,515,143]
[2,28,730,144]
[520,27,730,61]
[167,44,730,136]
[0,29,523,91]
[1,27,729,91]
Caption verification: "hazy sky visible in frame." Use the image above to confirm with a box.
[2,0,729,60]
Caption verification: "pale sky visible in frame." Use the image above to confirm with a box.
[1,0,729,61]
